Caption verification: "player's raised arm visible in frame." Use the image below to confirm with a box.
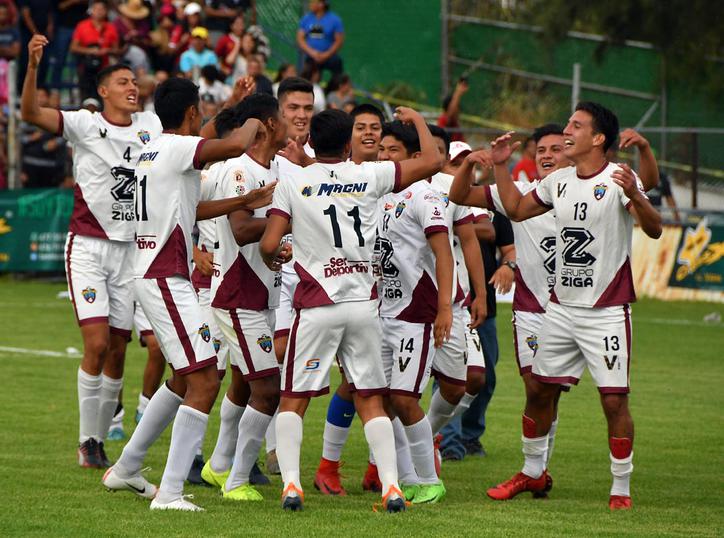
[454,223,487,328]
[196,182,276,221]
[394,107,442,190]
[614,163,662,239]
[427,231,454,348]
[20,35,62,134]
[491,133,549,221]
[619,128,659,192]
[197,118,265,164]
[448,149,494,207]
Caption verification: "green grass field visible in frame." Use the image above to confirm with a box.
[1,277,723,537]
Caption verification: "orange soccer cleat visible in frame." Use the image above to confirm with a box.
[486,470,551,500]
[314,458,347,496]
[362,462,382,492]
[609,495,632,510]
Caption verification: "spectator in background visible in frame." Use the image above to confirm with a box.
[16,0,54,91]
[115,0,153,72]
[297,0,344,76]
[272,62,296,96]
[325,72,353,110]
[299,60,325,113]
[0,2,19,105]
[49,0,88,91]
[199,92,218,123]
[204,0,254,42]
[438,77,468,142]
[150,4,183,73]
[214,13,245,77]
[177,1,203,53]
[179,26,218,78]
[246,53,272,95]
[70,0,119,100]
[648,170,681,222]
[136,73,156,112]
[198,64,231,103]
[511,136,539,182]
[81,96,101,113]
[20,86,68,188]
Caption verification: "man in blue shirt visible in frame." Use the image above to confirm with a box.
[296,0,344,76]
[179,27,219,78]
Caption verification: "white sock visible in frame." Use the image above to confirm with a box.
[427,390,458,436]
[115,383,182,477]
[97,375,123,441]
[546,418,559,467]
[157,405,209,503]
[521,434,548,479]
[404,416,438,484]
[392,417,418,485]
[78,368,102,443]
[321,421,351,462]
[209,395,245,472]
[610,452,634,497]
[137,393,150,415]
[265,409,278,453]
[276,411,303,494]
[364,416,400,496]
[452,392,477,419]
[224,406,273,491]
[368,448,376,465]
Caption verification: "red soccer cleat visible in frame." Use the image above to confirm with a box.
[433,433,442,477]
[313,458,347,496]
[486,470,550,500]
[609,495,632,510]
[362,462,382,492]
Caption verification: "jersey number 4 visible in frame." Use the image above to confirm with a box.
[323,204,364,248]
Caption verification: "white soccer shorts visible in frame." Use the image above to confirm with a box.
[214,307,279,381]
[134,276,217,375]
[459,306,485,374]
[281,300,387,398]
[512,310,545,375]
[533,302,632,394]
[274,269,299,339]
[197,287,228,374]
[430,308,468,386]
[64,232,133,338]
[381,317,435,398]
[133,300,154,347]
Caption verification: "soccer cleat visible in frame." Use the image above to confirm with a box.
[379,486,407,513]
[314,458,347,496]
[108,406,126,441]
[135,409,143,425]
[362,462,382,492]
[486,470,550,501]
[186,454,207,486]
[102,466,158,499]
[97,442,112,468]
[609,495,632,510]
[532,472,554,498]
[412,481,446,504]
[150,495,203,511]
[249,461,270,485]
[433,434,442,477]
[281,484,304,512]
[266,450,281,475]
[463,438,487,457]
[200,460,230,488]
[223,483,264,501]
[400,483,420,502]
[441,448,464,462]
[78,438,103,468]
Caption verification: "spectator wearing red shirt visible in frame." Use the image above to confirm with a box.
[438,78,468,142]
[70,0,119,100]
[511,136,539,182]
[214,13,244,77]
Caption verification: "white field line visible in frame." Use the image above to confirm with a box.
[0,346,80,359]
[635,317,722,328]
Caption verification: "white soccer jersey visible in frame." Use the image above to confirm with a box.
[211,153,281,311]
[132,133,206,280]
[60,110,162,242]
[191,162,223,291]
[270,158,401,307]
[485,181,557,312]
[533,161,644,308]
[378,182,449,322]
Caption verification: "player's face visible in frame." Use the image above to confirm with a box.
[563,110,605,161]
[378,135,410,162]
[280,91,314,140]
[351,113,382,162]
[268,112,289,150]
[432,136,448,169]
[535,133,568,179]
[190,104,203,135]
[98,69,138,113]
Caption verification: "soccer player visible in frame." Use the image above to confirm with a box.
[20,34,162,468]
[259,107,442,512]
[102,77,273,511]
[484,102,662,510]
[201,93,289,501]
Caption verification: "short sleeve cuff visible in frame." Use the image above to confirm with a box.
[532,189,553,209]
[267,208,291,220]
[192,139,207,170]
[424,225,448,237]
[392,161,402,193]
[483,185,495,210]
[453,214,475,226]
[56,110,64,137]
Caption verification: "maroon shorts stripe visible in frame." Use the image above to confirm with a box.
[512,313,523,374]
[532,373,580,386]
[110,326,132,340]
[243,367,280,382]
[389,388,423,399]
[157,277,197,367]
[230,310,256,375]
[173,356,217,376]
[598,386,630,394]
[274,328,290,339]
[467,365,486,374]
[624,304,632,387]
[284,310,301,392]
[412,323,432,394]
[431,368,466,386]
[65,232,80,323]
[139,329,154,337]
[356,387,389,397]
[281,387,329,399]
[79,316,109,327]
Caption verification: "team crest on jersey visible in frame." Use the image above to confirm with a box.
[235,184,246,195]
[526,335,539,354]
[234,170,246,183]
[212,338,221,353]
[137,130,151,144]
[384,202,394,211]
[442,194,450,207]
[198,324,211,343]
[593,183,608,200]
[257,334,272,353]
[395,201,406,218]
[301,185,313,197]
[81,287,96,303]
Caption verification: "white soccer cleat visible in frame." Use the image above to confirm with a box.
[102,466,158,499]
[150,495,204,512]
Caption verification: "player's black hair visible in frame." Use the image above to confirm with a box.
[235,93,280,125]
[201,64,221,84]
[277,76,313,102]
[154,77,199,130]
[96,63,133,87]
[575,101,619,153]
[350,103,384,125]
[532,123,564,144]
[310,109,353,157]
[381,120,420,155]
[428,123,451,154]
[214,106,240,138]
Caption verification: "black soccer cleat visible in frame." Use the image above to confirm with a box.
[97,441,112,468]
[187,454,209,486]
[282,495,303,512]
[385,497,407,513]
[78,438,103,468]
[249,461,271,486]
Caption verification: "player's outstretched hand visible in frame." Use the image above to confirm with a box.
[433,305,453,348]
[490,132,521,165]
[490,265,514,294]
[28,34,49,69]
[612,163,642,199]
[466,149,494,169]
[278,136,315,167]
[619,128,649,150]
[468,295,486,329]
[193,248,214,277]
[229,75,256,105]
[393,106,422,125]
[242,181,276,209]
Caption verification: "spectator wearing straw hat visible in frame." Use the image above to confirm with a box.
[115,0,153,72]
[179,26,218,78]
